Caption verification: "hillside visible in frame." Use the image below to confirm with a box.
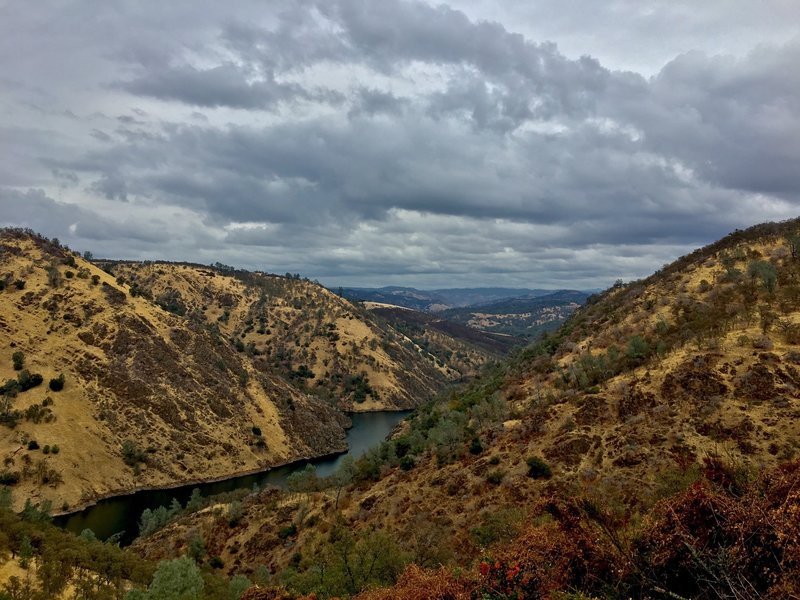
[365,303,521,376]
[133,219,800,598]
[0,230,481,513]
[0,229,354,512]
[443,289,589,338]
[103,261,466,411]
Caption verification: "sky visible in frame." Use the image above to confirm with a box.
[1,1,799,289]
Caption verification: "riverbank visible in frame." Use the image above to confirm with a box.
[53,410,411,545]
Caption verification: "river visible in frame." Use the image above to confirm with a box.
[54,410,411,546]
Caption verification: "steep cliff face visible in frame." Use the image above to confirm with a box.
[0,230,349,511]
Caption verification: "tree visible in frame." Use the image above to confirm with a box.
[748,260,777,294]
[17,370,43,392]
[228,575,251,600]
[18,535,33,569]
[786,233,800,259]
[47,265,62,288]
[226,501,243,527]
[187,530,205,562]
[11,352,24,371]
[131,556,204,600]
[185,488,203,513]
[287,464,319,497]
[626,335,650,364]
[331,455,356,510]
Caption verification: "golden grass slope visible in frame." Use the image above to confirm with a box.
[106,261,459,411]
[0,230,349,511]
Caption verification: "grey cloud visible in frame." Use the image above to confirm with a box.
[349,88,409,117]
[1,0,799,288]
[630,45,800,199]
[0,188,162,243]
[121,63,314,109]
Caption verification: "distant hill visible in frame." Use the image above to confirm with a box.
[338,286,563,312]
[443,289,590,338]
[365,304,524,375]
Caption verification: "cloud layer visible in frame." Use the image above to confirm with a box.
[1,0,799,288]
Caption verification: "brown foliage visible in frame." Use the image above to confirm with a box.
[241,587,294,600]
[661,355,728,406]
[354,564,473,600]
[350,462,800,600]
[635,461,800,599]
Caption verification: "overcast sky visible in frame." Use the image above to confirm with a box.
[2,1,799,289]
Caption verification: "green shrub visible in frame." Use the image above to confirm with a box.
[17,370,43,392]
[122,440,146,467]
[49,374,65,392]
[486,469,505,485]
[27,440,39,451]
[278,523,297,540]
[399,456,416,471]
[11,351,24,371]
[0,470,20,485]
[526,456,552,479]
[469,437,484,455]
[226,500,243,527]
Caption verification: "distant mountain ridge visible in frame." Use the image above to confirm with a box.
[443,289,591,338]
[338,286,593,312]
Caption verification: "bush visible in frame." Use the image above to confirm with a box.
[0,378,20,398]
[17,370,43,392]
[27,440,39,451]
[11,351,24,371]
[278,523,297,540]
[526,456,553,479]
[486,469,505,485]
[49,374,65,392]
[469,437,484,455]
[0,470,20,485]
[226,500,243,527]
[399,456,416,471]
[122,440,146,467]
